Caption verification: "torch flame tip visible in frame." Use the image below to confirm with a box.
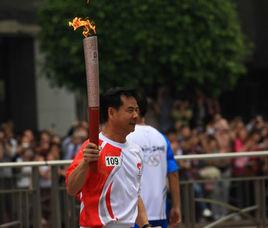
[69,17,96,38]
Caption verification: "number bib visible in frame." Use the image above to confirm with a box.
[105,156,121,167]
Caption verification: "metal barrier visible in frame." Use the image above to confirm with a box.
[179,176,268,228]
[0,151,268,227]
[0,161,76,228]
[176,151,268,228]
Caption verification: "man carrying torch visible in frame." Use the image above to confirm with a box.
[67,18,155,228]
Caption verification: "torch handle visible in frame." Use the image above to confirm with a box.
[88,107,99,145]
[88,107,99,172]
[83,35,100,172]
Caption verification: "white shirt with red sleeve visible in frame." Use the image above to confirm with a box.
[66,132,143,228]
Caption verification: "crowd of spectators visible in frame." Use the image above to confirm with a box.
[152,89,268,220]
[1,88,268,223]
[0,120,91,192]
[0,120,89,225]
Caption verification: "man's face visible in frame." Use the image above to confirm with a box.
[109,95,139,135]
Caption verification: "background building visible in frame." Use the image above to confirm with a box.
[0,0,76,135]
[221,0,268,119]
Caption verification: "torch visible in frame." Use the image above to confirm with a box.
[83,35,99,145]
[69,17,99,169]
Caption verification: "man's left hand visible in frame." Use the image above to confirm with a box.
[169,207,181,227]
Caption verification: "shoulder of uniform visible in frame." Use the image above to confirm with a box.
[127,141,142,153]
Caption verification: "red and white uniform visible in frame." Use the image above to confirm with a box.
[66,132,143,228]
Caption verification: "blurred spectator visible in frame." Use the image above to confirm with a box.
[62,122,88,159]
[206,97,221,121]
[171,100,193,127]
[15,148,33,188]
[0,129,5,143]
[36,154,52,226]
[16,133,33,157]
[48,143,61,160]
[51,134,61,146]
[166,129,182,156]
[247,115,264,133]
[144,97,159,129]
[23,129,35,148]
[1,121,17,160]
[35,130,52,158]
[199,136,227,219]
[233,126,249,176]
[213,114,232,153]
[156,87,174,132]
[192,90,207,128]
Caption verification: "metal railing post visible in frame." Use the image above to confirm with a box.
[189,182,196,228]
[17,191,22,228]
[31,166,41,228]
[182,182,190,227]
[255,179,267,228]
[25,191,30,228]
[63,191,70,228]
[51,166,61,228]
[182,182,195,228]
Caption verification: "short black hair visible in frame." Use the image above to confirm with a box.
[100,87,137,123]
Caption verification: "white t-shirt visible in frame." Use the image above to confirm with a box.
[127,125,178,221]
[16,158,32,188]
[66,132,143,228]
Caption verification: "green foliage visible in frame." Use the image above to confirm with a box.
[38,0,250,96]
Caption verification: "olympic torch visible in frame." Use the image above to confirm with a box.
[69,17,99,170]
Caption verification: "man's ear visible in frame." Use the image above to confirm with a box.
[108,107,115,120]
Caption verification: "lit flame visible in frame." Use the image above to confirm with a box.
[69,17,96,38]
